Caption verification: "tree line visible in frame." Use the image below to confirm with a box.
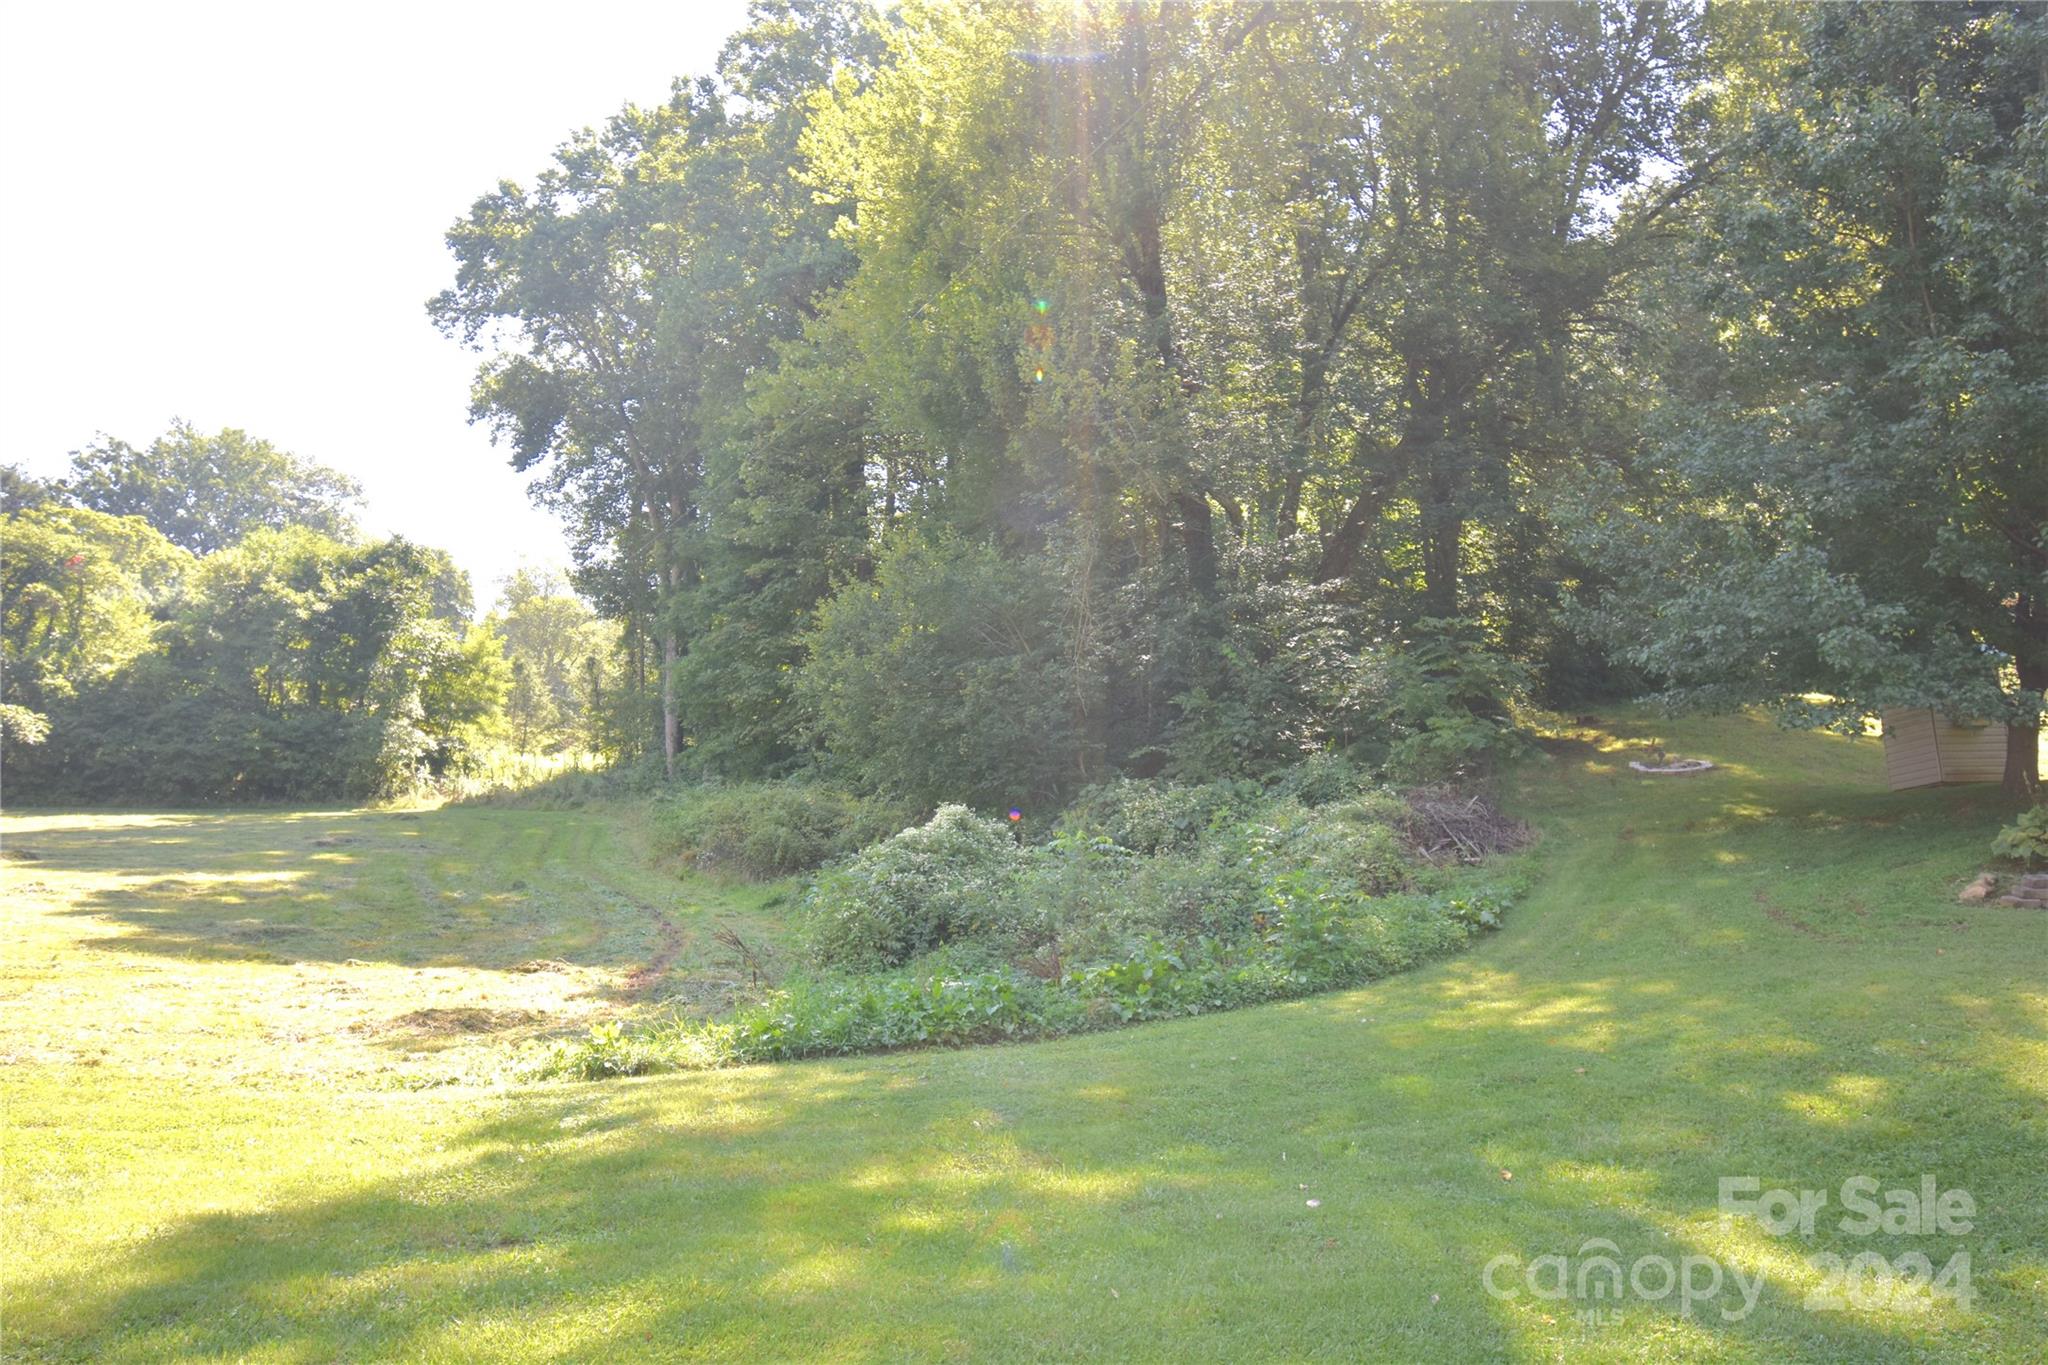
[1,427,619,801]
[431,0,2045,800]
[6,1,2041,807]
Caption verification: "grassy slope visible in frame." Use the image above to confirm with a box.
[3,714,2044,1362]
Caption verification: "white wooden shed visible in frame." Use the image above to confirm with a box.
[1879,708,2008,790]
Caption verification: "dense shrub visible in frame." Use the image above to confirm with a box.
[717,964,1081,1060]
[1056,777,1254,854]
[799,538,1099,810]
[998,831,1142,967]
[534,876,1518,1077]
[3,519,505,803]
[529,760,1531,1081]
[1157,546,1370,782]
[650,782,916,878]
[803,805,1023,969]
[1268,752,1373,807]
[1371,618,1533,783]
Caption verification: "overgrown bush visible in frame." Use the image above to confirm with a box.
[799,538,1099,810]
[650,782,916,878]
[1991,807,2048,866]
[535,874,1514,1078]
[716,964,1082,1060]
[1157,546,1370,782]
[1371,618,1533,783]
[803,805,1023,969]
[530,758,1530,1082]
[1056,777,1254,854]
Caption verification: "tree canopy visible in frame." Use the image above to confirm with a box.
[62,420,364,555]
[422,0,2044,800]
[17,0,2043,809]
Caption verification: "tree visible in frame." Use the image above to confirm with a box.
[5,522,505,803]
[669,0,887,778]
[488,566,614,752]
[2,463,59,515]
[435,1,887,779]
[63,420,363,554]
[434,82,731,777]
[1585,1,2048,793]
[0,505,190,781]
[1280,1,1701,617]
[800,536,1097,809]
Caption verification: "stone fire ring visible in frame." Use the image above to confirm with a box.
[1628,758,1716,775]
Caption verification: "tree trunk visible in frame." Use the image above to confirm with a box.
[1422,517,1462,618]
[661,632,679,781]
[2002,718,2038,797]
[2003,596,2044,796]
[1174,492,1217,598]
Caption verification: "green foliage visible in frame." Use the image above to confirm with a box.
[63,421,363,555]
[581,784,1508,1071]
[800,538,1097,809]
[1055,778,1252,855]
[586,766,1504,1072]
[802,805,1022,970]
[1374,619,1533,783]
[568,852,1504,1069]
[426,0,1704,785]
[1068,941,1194,1022]
[2,506,189,689]
[539,1020,663,1080]
[1578,2,2048,789]
[1,462,59,514]
[711,965,1067,1062]
[2,506,190,794]
[1161,551,1373,781]
[485,567,617,754]
[4,522,504,804]
[649,782,916,879]
[0,702,52,751]
[1990,808,2048,867]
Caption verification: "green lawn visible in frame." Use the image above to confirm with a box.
[4,713,2043,1361]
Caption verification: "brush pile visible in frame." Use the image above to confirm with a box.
[1401,789,1531,865]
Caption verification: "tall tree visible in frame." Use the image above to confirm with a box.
[432,86,723,776]
[1586,1,2048,792]
[1284,1,1700,618]
[670,0,889,776]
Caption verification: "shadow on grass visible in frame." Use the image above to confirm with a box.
[15,806,688,982]
[13,917,2043,1362]
[11,719,2044,1359]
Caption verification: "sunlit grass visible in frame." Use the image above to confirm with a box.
[3,709,2043,1360]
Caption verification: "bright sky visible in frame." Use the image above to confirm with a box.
[2,0,750,606]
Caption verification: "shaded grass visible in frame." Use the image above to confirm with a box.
[3,711,2044,1360]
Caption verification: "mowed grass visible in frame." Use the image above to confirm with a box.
[0,804,791,1089]
[3,713,2044,1361]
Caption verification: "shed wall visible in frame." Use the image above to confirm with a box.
[1879,708,2008,789]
